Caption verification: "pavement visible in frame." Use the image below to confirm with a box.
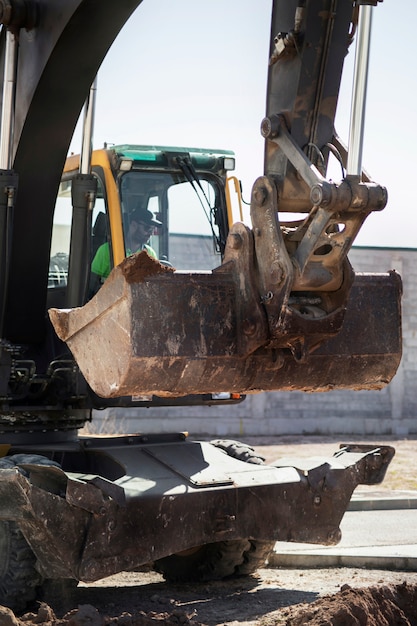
[270,489,417,571]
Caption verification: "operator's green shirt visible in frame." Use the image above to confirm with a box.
[91,242,157,279]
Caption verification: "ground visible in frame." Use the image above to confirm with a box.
[2,435,417,625]
[9,569,417,626]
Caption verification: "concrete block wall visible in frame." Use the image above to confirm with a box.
[92,246,416,437]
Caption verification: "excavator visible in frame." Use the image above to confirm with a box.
[0,0,402,612]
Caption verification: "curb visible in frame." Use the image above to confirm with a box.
[268,551,417,571]
[349,491,417,511]
[348,498,417,511]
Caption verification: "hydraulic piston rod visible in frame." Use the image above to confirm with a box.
[347,4,373,177]
[0,30,17,169]
[80,77,98,176]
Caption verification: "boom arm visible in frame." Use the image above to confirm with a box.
[0,0,142,343]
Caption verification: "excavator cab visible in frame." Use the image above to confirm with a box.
[52,145,235,287]
[48,144,246,407]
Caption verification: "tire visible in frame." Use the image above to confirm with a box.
[0,454,69,612]
[154,440,275,583]
[210,439,266,465]
[0,520,42,613]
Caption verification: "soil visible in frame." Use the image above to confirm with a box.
[3,435,417,626]
[8,569,417,626]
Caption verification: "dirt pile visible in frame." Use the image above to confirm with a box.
[1,582,417,626]
[282,582,417,626]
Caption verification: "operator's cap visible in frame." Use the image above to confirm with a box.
[130,206,162,227]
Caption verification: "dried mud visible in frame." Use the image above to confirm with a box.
[283,582,417,625]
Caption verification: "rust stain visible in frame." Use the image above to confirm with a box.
[120,251,175,284]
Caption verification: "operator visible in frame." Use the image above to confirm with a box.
[91,206,162,281]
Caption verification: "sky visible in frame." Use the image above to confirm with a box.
[70,0,417,249]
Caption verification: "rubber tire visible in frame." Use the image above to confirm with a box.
[154,439,275,583]
[0,520,42,613]
[210,439,266,465]
[0,454,73,613]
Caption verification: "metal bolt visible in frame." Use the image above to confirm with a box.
[260,291,274,304]
[310,182,332,207]
[260,115,281,139]
[214,514,236,533]
[310,184,323,206]
[313,495,321,506]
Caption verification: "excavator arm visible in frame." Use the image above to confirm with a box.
[0,0,401,402]
[49,0,401,398]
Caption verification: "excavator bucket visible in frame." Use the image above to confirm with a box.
[49,249,402,399]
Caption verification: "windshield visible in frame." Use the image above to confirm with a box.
[119,171,225,270]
